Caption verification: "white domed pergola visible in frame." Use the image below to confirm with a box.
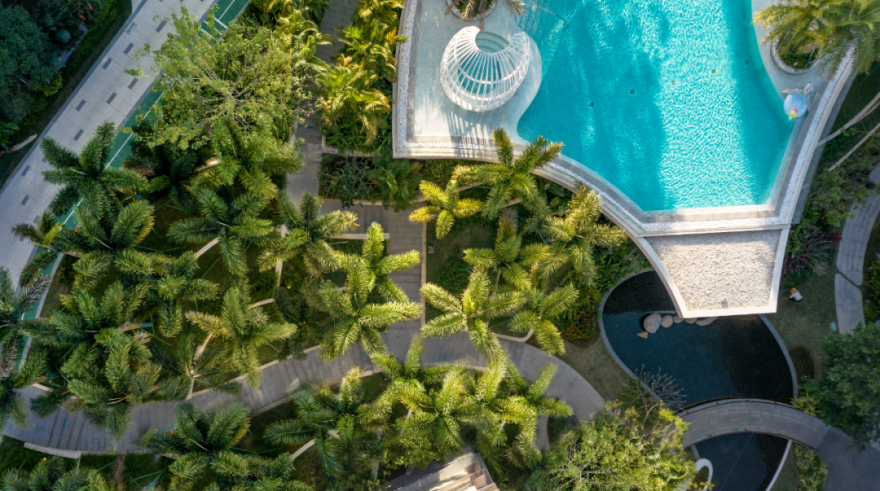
[440,26,531,112]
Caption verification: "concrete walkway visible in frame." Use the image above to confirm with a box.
[0,0,241,287]
[4,328,606,455]
[680,399,880,491]
[834,168,880,331]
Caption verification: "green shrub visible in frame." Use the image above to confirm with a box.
[435,256,471,296]
[794,444,827,491]
[421,159,473,187]
[865,260,880,321]
[318,154,378,206]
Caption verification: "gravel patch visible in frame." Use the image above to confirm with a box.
[647,230,782,311]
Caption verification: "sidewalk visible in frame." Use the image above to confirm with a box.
[0,0,247,287]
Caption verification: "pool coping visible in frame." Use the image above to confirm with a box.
[392,0,855,236]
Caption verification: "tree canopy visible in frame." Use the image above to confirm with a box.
[0,6,56,124]
[132,7,309,149]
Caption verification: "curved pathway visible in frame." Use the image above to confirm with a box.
[3,328,605,456]
[835,167,880,331]
[680,399,880,490]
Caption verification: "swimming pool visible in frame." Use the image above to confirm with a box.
[516,0,791,212]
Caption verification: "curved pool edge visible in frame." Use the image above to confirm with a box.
[393,0,856,235]
[596,270,800,490]
[596,270,798,406]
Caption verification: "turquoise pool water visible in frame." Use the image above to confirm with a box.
[516,0,792,211]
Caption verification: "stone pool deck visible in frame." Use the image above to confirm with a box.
[392,0,855,318]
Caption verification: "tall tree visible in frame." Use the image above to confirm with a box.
[464,209,549,294]
[0,6,56,124]
[265,367,388,485]
[453,128,561,219]
[509,282,578,356]
[206,451,313,491]
[338,222,421,303]
[257,190,358,277]
[541,185,627,283]
[130,8,308,149]
[526,380,693,490]
[421,270,525,360]
[124,130,201,214]
[40,122,148,217]
[65,200,156,260]
[0,352,47,428]
[390,366,487,468]
[409,179,483,240]
[145,403,251,491]
[804,322,880,449]
[369,335,453,401]
[151,330,242,401]
[114,250,218,337]
[2,456,89,491]
[185,284,296,388]
[0,266,50,372]
[755,0,880,74]
[310,223,421,360]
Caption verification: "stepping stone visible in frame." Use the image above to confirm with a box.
[643,313,661,333]
[661,315,673,328]
[696,317,718,326]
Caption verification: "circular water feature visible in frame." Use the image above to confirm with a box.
[600,271,795,491]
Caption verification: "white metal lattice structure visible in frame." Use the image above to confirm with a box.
[440,27,531,112]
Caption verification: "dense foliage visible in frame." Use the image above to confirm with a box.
[801,322,880,449]
[794,444,827,491]
[130,7,312,150]
[526,380,694,491]
[755,0,880,74]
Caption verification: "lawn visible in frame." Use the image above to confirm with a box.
[765,255,837,379]
[557,338,630,402]
[772,447,799,491]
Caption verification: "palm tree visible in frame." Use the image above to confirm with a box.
[114,250,219,336]
[2,456,89,491]
[339,20,405,83]
[0,266,50,372]
[464,209,549,294]
[353,0,402,25]
[311,225,421,360]
[501,362,573,468]
[391,366,486,466]
[41,121,148,217]
[264,368,388,480]
[145,403,250,491]
[185,284,296,388]
[124,137,200,214]
[367,154,422,212]
[61,329,161,444]
[65,200,156,259]
[369,335,453,399]
[169,181,276,275]
[755,0,880,74]
[13,211,68,288]
[151,330,242,401]
[421,270,525,360]
[409,179,483,239]
[339,222,421,303]
[316,57,391,149]
[257,190,357,278]
[541,185,627,283]
[0,352,47,428]
[206,451,312,491]
[453,128,561,219]
[509,283,578,356]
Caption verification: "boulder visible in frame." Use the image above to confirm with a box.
[643,313,661,333]
[661,315,673,328]
[696,317,718,326]
[684,318,697,324]
[673,315,684,323]
[637,331,649,339]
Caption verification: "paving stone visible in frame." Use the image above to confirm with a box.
[835,274,865,332]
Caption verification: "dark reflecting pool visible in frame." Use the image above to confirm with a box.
[602,272,793,406]
[601,271,795,491]
[696,434,788,491]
